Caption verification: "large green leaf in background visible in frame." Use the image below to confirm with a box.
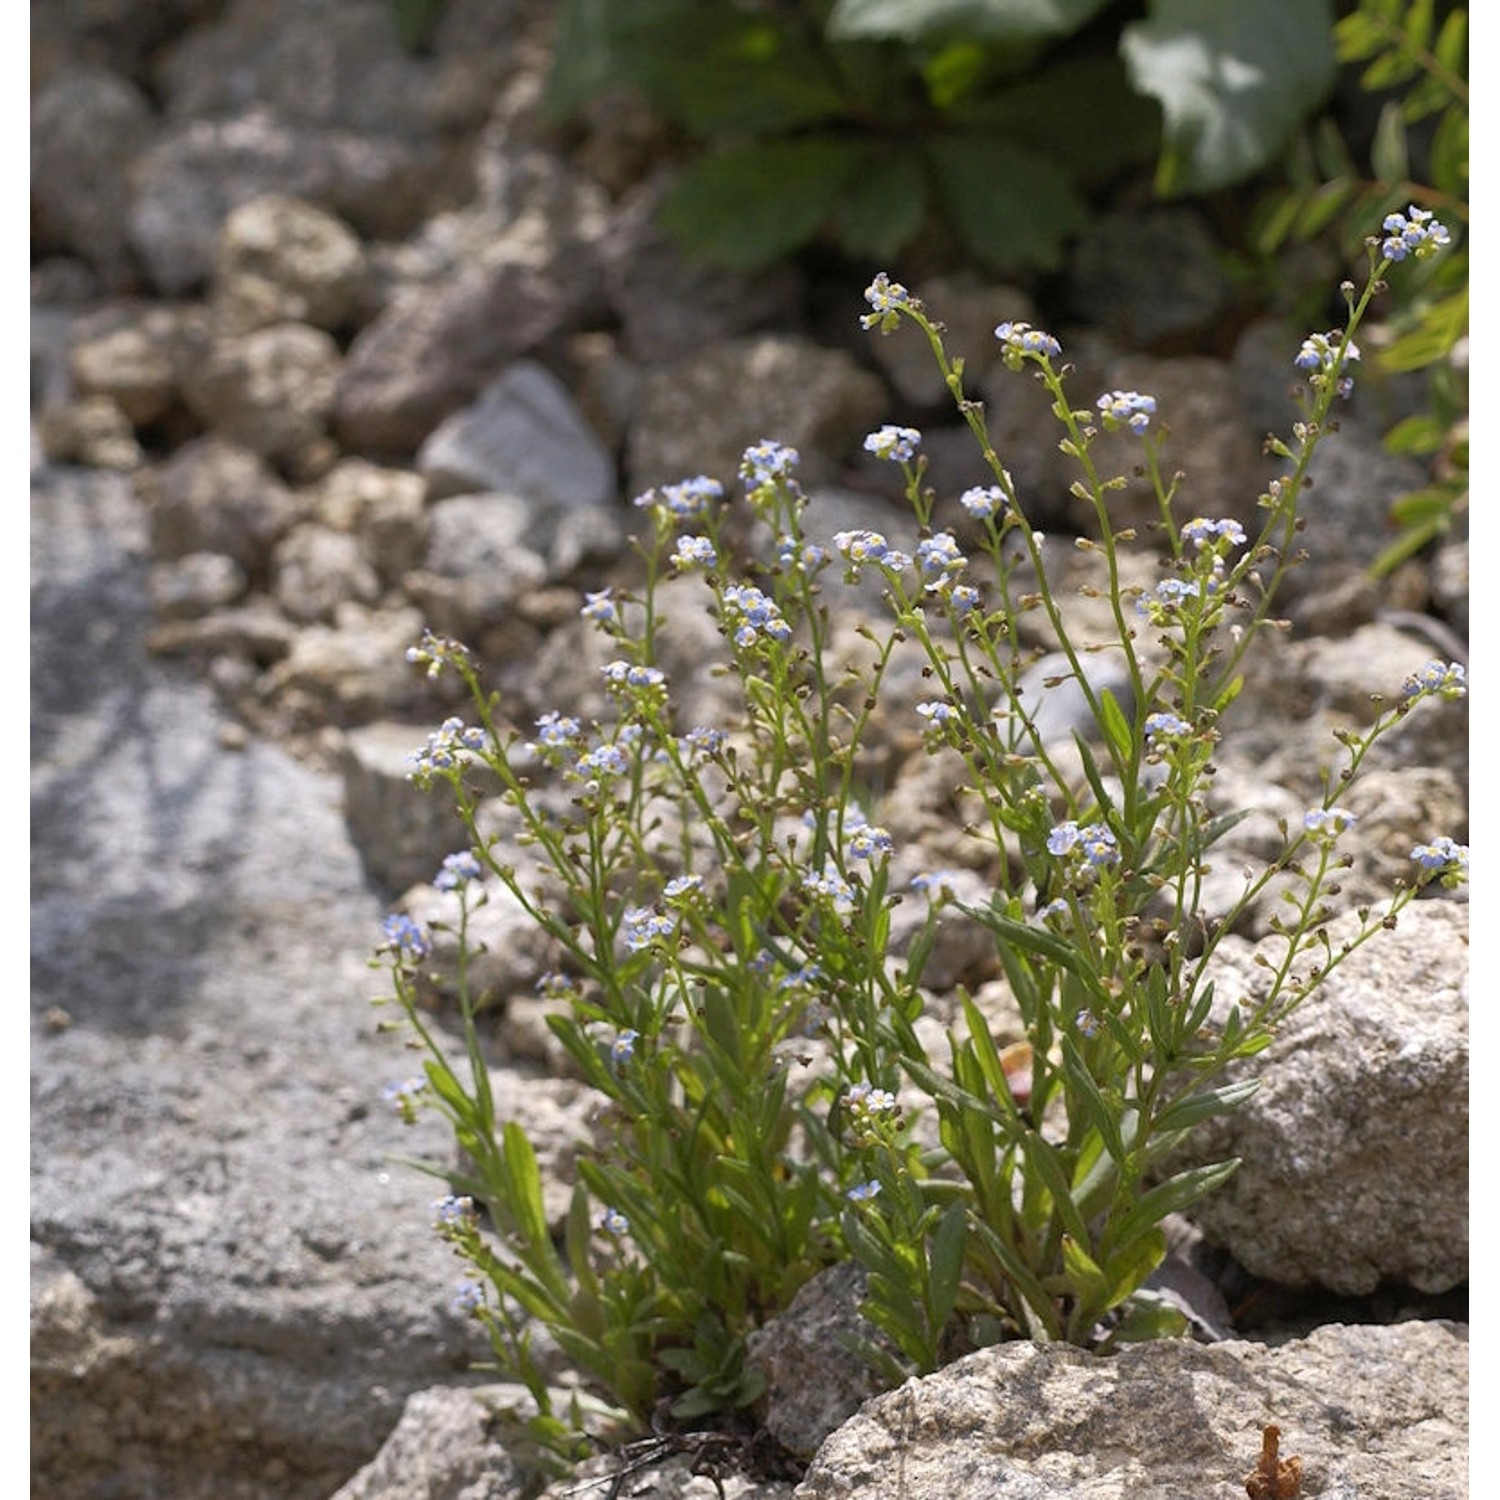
[830,0,1114,45]
[1121,0,1338,194]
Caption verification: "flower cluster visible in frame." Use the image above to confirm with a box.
[381,913,431,964]
[1303,807,1358,840]
[405,628,472,680]
[860,272,915,331]
[1096,390,1157,435]
[1402,659,1467,702]
[1379,205,1452,262]
[622,905,676,952]
[959,485,1009,522]
[720,583,792,647]
[434,851,483,891]
[741,439,801,491]
[833,529,912,577]
[409,717,488,783]
[864,425,922,463]
[1047,821,1120,872]
[1411,837,1468,885]
[1181,517,1247,551]
[1295,330,1360,398]
[994,320,1062,363]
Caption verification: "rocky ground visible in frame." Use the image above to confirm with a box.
[31,2,1468,1497]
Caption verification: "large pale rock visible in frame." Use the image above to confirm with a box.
[69,300,210,426]
[1182,899,1468,1294]
[796,1322,1467,1499]
[417,360,614,513]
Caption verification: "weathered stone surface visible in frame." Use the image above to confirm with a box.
[627,337,887,496]
[138,435,301,572]
[796,1322,1468,1499]
[305,458,430,588]
[69,300,210,426]
[182,321,342,473]
[35,395,143,471]
[335,258,582,457]
[211,194,371,335]
[150,550,250,620]
[270,522,382,623]
[31,67,156,287]
[1182,899,1468,1294]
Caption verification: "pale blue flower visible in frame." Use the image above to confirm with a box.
[1303,807,1357,838]
[597,1207,631,1237]
[406,629,472,679]
[622,906,675,952]
[1410,837,1467,876]
[671,534,717,570]
[1181,517,1246,550]
[1294,330,1360,398]
[432,1194,477,1229]
[610,1028,640,1064]
[581,589,619,625]
[864,425,922,463]
[741,439,800,486]
[663,874,703,904]
[1143,712,1191,741]
[409,717,487,779]
[1096,390,1157,434]
[959,484,1009,520]
[846,824,894,861]
[995,321,1061,361]
[601,660,667,691]
[434,851,483,891]
[910,869,962,899]
[917,532,965,576]
[451,1279,485,1316]
[381,913,431,963]
[575,744,629,779]
[1380,205,1451,262]
[803,862,857,915]
[1401,660,1466,701]
[721,583,792,645]
[861,272,914,328]
[846,1180,882,1202]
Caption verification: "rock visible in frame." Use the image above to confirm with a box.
[746,1263,898,1462]
[139,435,302,574]
[305,458,430,588]
[795,1321,1467,1499]
[417,360,614,515]
[404,493,550,643]
[339,721,476,896]
[627,337,888,496]
[35,395,143,471]
[1182,900,1467,1294]
[31,67,156,288]
[181,321,342,475]
[270,522,383,623]
[211,194,371,335]
[32,0,223,86]
[327,1384,541,1500]
[259,602,429,727]
[129,109,439,296]
[31,465,490,1500]
[335,258,585,457]
[69,300,210,426]
[150,551,251,620]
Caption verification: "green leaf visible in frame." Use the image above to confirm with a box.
[1059,1034,1126,1163]
[1096,687,1135,768]
[1384,412,1450,457]
[928,133,1090,272]
[1370,101,1410,185]
[1061,1233,1110,1304]
[1377,288,1468,374]
[1113,1158,1240,1245]
[659,139,865,271]
[834,144,929,261]
[929,1197,969,1325]
[1122,0,1338,194]
[829,0,1113,45]
[1152,1077,1261,1134]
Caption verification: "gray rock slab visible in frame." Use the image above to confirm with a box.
[30,464,491,1499]
[795,1321,1468,1499]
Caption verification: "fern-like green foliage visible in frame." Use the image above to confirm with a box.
[542,0,1337,276]
[1252,0,1468,577]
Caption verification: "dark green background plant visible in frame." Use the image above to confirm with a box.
[1252,0,1467,575]
[542,0,1338,275]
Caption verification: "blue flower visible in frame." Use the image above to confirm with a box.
[581,589,619,626]
[1411,837,1467,876]
[846,824,894,861]
[959,485,1009,521]
[1294,330,1360,398]
[995,321,1061,361]
[679,726,727,762]
[622,906,675,952]
[1143,712,1191,741]
[910,869,962,899]
[432,1194,477,1229]
[381,913,431,963]
[917,533,966,577]
[777,535,827,572]
[382,1077,425,1122]
[1401,660,1466,701]
[610,1028,640,1065]
[602,660,667,692]
[845,1180,882,1203]
[406,629,473,679]
[860,273,914,330]
[1075,1009,1101,1038]
[803,862,857,915]
[1379,205,1451,262]
[451,1279,485,1316]
[1096,390,1157,435]
[1181,517,1246,550]
[741,439,801,487]
[434,851,483,891]
[721,583,792,646]
[1048,821,1118,869]
[949,584,981,615]
[575,744,630,780]
[597,1206,631,1237]
[663,874,703,904]
[1303,807,1357,839]
[408,717,488,781]
[534,711,583,748]
[864,425,922,463]
[671,534,717,570]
